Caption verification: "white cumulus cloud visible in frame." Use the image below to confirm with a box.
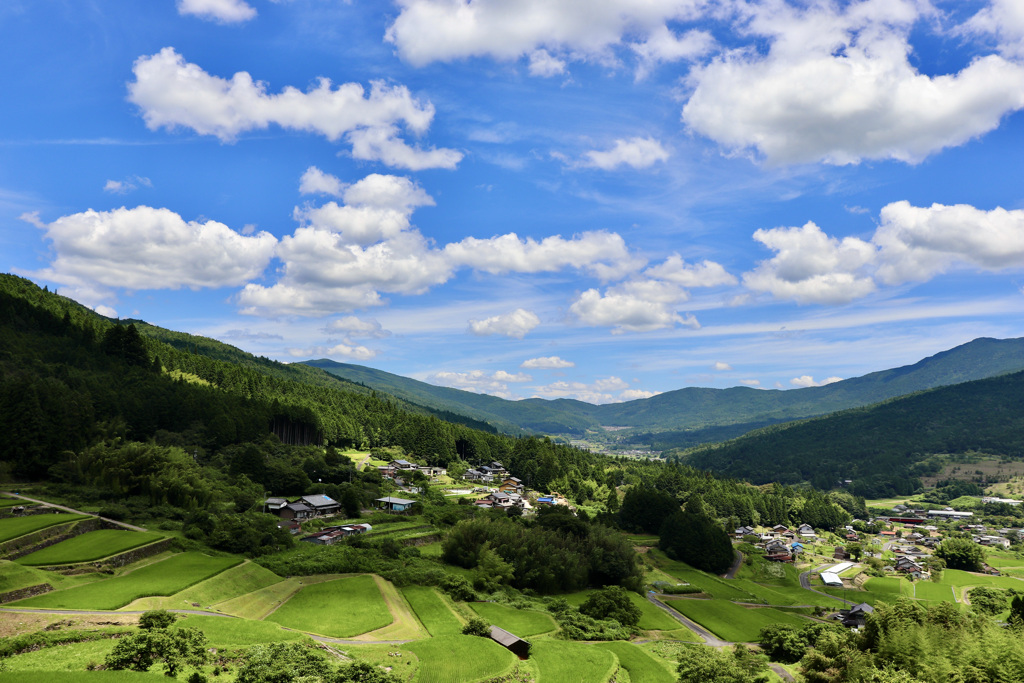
[177,0,256,23]
[873,201,1024,285]
[740,379,761,387]
[742,222,877,304]
[429,369,531,398]
[620,388,661,400]
[104,176,152,195]
[31,206,277,293]
[570,279,699,333]
[299,167,346,198]
[521,356,574,369]
[385,0,708,67]
[644,256,736,287]
[683,1,1024,165]
[128,48,462,170]
[469,309,541,338]
[632,26,716,79]
[712,361,732,371]
[581,137,670,170]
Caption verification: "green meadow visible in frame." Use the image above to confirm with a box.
[531,639,617,683]
[15,530,165,566]
[12,552,240,609]
[173,614,306,647]
[0,514,90,543]
[468,601,557,636]
[0,672,160,683]
[267,574,393,638]
[665,598,811,642]
[401,585,464,636]
[404,635,517,683]
[595,641,676,683]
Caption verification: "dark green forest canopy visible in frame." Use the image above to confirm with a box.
[673,370,1024,498]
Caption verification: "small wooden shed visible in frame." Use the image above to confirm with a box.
[489,626,530,659]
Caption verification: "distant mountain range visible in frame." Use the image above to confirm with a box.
[675,368,1024,498]
[303,336,1024,444]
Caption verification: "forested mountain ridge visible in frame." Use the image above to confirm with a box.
[0,273,829,537]
[306,336,1024,441]
[674,369,1024,497]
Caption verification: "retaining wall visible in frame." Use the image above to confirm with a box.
[0,517,100,560]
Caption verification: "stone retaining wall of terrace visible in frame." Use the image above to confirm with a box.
[0,583,52,604]
[40,537,174,573]
[0,517,101,560]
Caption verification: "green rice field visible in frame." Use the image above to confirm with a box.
[469,601,557,636]
[532,640,617,683]
[267,574,393,638]
[401,585,464,636]
[665,598,811,642]
[0,514,90,543]
[914,581,957,603]
[173,614,306,646]
[405,635,516,683]
[647,550,756,601]
[15,530,165,566]
[0,560,52,592]
[177,560,283,608]
[12,552,241,609]
[0,498,24,508]
[595,642,675,683]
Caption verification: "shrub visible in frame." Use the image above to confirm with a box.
[462,617,491,637]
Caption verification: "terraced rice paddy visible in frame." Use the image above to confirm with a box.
[12,552,241,610]
[595,642,675,683]
[914,581,957,602]
[405,635,516,682]
[0,514,90,543]
[401,585,464,636]
[532,639,617,683]
[173,614,305,646]
[0,560,51,592]
[16,530,164,566]
[267,574,393,638]
[468,601,557,636]
[665,598,811,642]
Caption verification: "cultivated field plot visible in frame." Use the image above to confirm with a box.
[595,642,675,683]
[532,639,617,683]
[647,551,755,601]
[401,585,464,636]
[177,560,283,608]
[267,574,393,638]
[0,560,51,592]
[939,569,1024,592]
[12,552,240,610]
[174,614,306,647]
[742,582,845,608]
[15,530,165,566]
[563,589,681,631]
[405,634,516,682]
[0,498,24,508]
[469,601,557,637]
[666,598,811,642]
[914,581,957,603]
[0,513,90,543]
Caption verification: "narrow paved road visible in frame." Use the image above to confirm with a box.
[0,492,147,532]
[646,593,730,646]
[722,548,743,579]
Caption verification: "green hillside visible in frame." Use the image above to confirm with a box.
[676,369,1024,497]
[305,336,1024,441]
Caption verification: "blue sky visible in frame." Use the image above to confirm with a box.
[3,0,1024,403]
